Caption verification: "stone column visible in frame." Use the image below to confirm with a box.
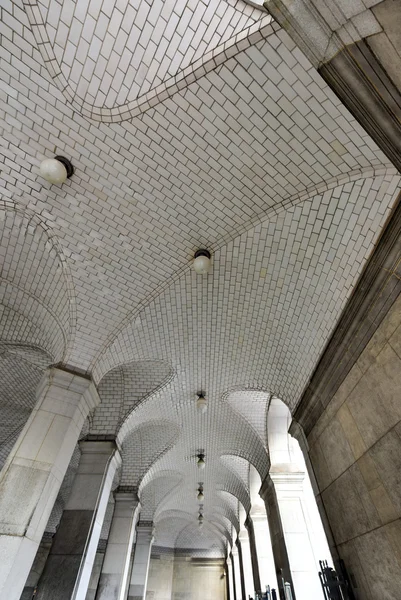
[20,537,52,600]
[235,539,246,600]
[227,557,234,600]
[238,530,254,599]
[95,490,140,600]
[0,367,99,600]
[35,440,121,600]
[251,512,278,593]
[261,473,322,600]
[127,523,154,600]
[244,517,261,595]
[225,560,230,600]
[229,552,237,600]
[232,547,242,600]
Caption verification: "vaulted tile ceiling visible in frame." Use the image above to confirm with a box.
[1,0,400,556]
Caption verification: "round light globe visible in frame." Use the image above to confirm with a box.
[197,491,204,502]
[197,456,205,470]
[40,158,68,184]
[193,250,211,275]
[196,395,207,414]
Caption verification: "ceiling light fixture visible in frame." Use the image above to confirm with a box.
[197,486,204,502]
[193,249,211,275]
[40,156,74,184]
[196,392,207,414]
[197,453,205,469]
[198,513,204,528]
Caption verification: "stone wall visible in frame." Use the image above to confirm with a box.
[146,555,225,600]
[146,555,174,600]
[307,293,401,599]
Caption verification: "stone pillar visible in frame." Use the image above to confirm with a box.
[232,547,242,600]
[289,420,336,562]
[235,539,246,600]
[261,472,322,600]
[244,517,261,595]
[238,530,254,599]
[95,491,140,600]
[227,557,234,600]
[225,560,230,600]
[229,552,237,600]
[20,537,52,600]
[251,511,278,593]
[0,368,99,600]
[127,523,154,600]
[35,440,121,600]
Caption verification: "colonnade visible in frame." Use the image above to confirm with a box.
[0,368,331,600]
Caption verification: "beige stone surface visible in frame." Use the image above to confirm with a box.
[369,430,401,515]
[320,418,355,482]
[369,0,401,92]
[308,440,332,492]
[370,485,398,523]
[347,343,401,448]
[357,453,381,492]
[337,403,366,460]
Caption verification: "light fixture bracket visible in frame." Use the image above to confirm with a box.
[55,156,74,178]
[194,249,211,260]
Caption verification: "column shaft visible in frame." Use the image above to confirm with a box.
[238,530,254,599]
[244,517,261,594]
[230,553,237,600]
[235,540,246,600]
[225,561,230,600]
[267,472,322,600]
[251,512,278,592]
[227,559,234,600]
[232,547,242,600]
[128,524,154,600]
[35,440,121,600]
[95,491,140,600]
[0,368,99,600]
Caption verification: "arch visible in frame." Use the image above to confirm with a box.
[175,521,226,556]
[0,344,53,470]
[120,420,181,487]
[0,202,75,362]
[94,359,174,437]
[223,387,271,447]
[216,492,241,534]
[139,470,183,521]
[153,514,193,549]
[220,455,251,492]
[24,0,267,122]
[116,371,177,446]
[267,397,302,468]
[92,168,398,384]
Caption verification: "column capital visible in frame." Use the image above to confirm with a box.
[47,366,100,412]
[136,521,155,541]
[244,514,253,531]
[269,469,305,490]
[288,419,309,454]
[114,487,140,503]
[259,475,274,503]
[78,439,117,454]
[238,529,248,544]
